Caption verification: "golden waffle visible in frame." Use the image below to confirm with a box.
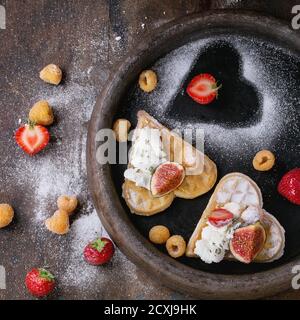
[122,111,217,215]
[122,180,175,216]
[186,172,285,263]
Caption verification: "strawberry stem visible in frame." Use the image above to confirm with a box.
[216,83,222,91]
[38,268,55,281]
[27,119,36,130]
[212,83,222,92]
[214,83,222,99]
[91,238,106,252]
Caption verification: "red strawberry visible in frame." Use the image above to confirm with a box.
[187,73,222,105]
[15,121,50,156]
[84,237,115,265]
[208,209,234,227]
[25,268,55,297]
[278,168,300,205]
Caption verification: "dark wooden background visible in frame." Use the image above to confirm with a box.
[0,0,299,299]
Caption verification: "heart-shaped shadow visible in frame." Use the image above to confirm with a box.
[165,41,262,128]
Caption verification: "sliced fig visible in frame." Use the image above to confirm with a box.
[229,223,266,264]
[151,162,185,197]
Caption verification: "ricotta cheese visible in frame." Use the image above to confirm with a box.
[194,223,232,264]
[194,221,241,264]
[223,202,244,218]
[241,206,261,224]
[124,168,152,190]
[124,128,167,190]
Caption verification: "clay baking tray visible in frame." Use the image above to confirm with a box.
[87,11,300,299]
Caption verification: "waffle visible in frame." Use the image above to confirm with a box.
[122,111,217,215]
[255,210,285,262]
[122,179,175,216]
[186,172,285,263]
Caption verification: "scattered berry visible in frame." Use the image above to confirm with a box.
[253,150,275,171]
[45,209,70,235]
[57,195,78,215]
[166,235,186,258]
[139,70,157,93]
[0,204,14,228]
[40,64,62,85]
[25,268,55,297]
[187,73,221,105]
[278,168,300,205]
[84,237,115,265]
[29,100,54,126]
[113,119,131,142]
[15,121,50,156]
[149,225,170,244]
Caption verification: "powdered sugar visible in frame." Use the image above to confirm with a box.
[60,210,170,299]
[131,35,300,157]
[133,39,209,120]
[11,83,98,222]
[61,209,107,288]
[12,75,168,297]
[3,46,175,297]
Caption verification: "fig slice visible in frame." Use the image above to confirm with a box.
[151,162,185,197]
[229,223,266,264]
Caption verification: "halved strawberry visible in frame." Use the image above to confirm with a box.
[15,122,50,156]
[208,209,234,227]
[186,73,221,105]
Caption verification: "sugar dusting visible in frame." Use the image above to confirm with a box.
[60,210,172,299]
[61,209,107,289]
[133,39,209,120]
[133,36,300,155]
[1,28,177,297]
[11,80,161,297]
[12,83,98,222]
[12,74,170,298]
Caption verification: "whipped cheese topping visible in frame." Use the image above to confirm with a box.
[241,206,261,224]
[194,222,240,264]
[223,202,244,218]
[124,168,152,189]
[216,177,260,207]
[124,128,167,190]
